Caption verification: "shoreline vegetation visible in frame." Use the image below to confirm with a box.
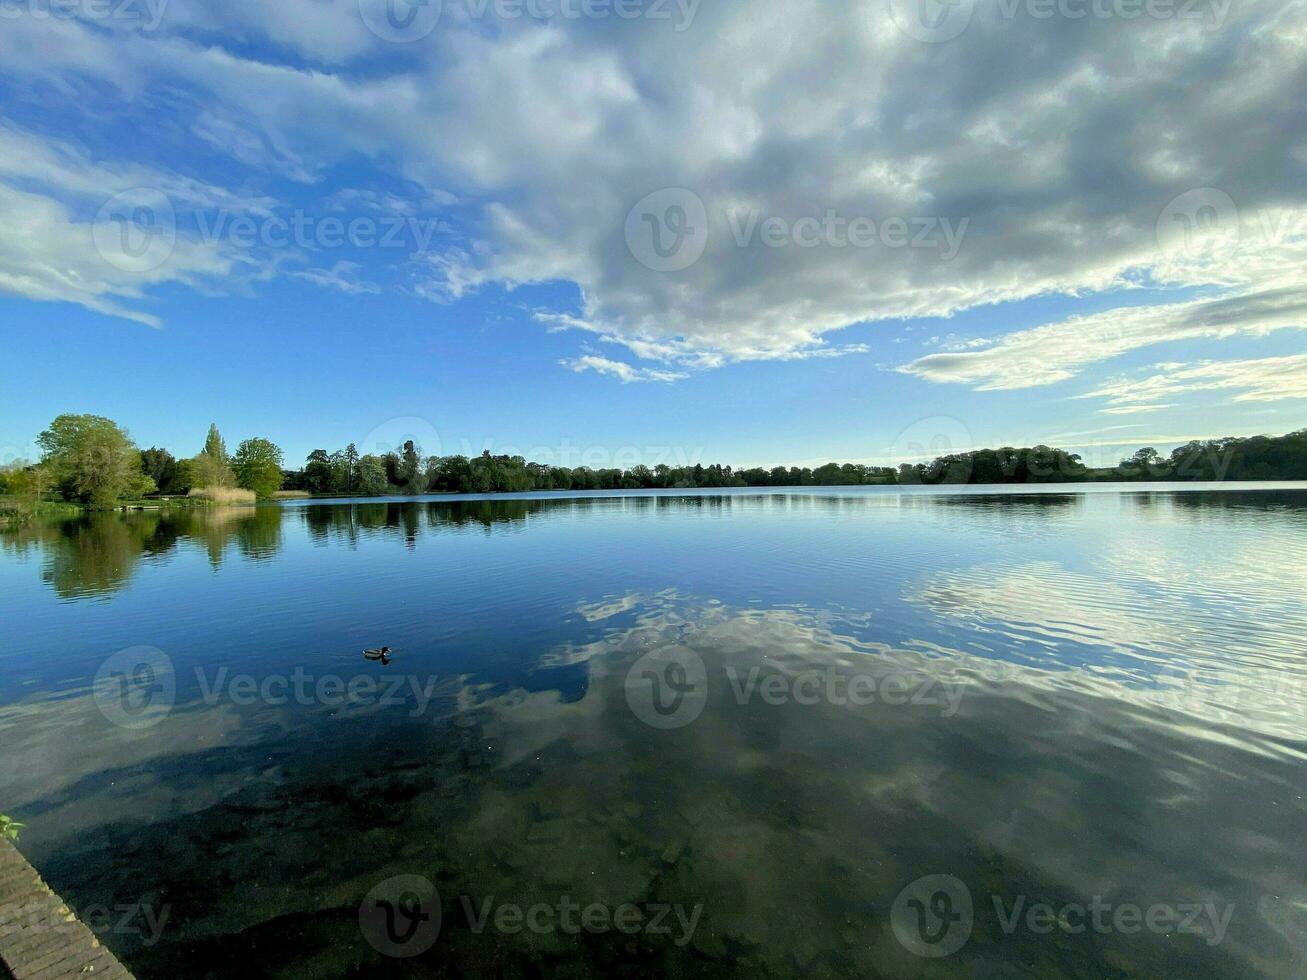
[2,415,1305,524]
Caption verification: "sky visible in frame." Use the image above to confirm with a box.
[0,0,1304,471]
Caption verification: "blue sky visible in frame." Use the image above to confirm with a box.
[1,0,1304,471]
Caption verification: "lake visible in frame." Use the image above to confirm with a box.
[2,485,1306,978]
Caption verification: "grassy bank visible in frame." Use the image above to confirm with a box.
[0,498,82,527]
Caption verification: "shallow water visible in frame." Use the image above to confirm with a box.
[2,486,1306,977]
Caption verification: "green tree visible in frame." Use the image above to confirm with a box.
[171,458,197,494]
[140,447,179,493]
[304,449,333,494]
[400,440,425,494]
[194,423,235,488]
[233,438,285,499]
[0,461,50,518]
[356,455,389,495]
[343,443,359,492]
[37,414,155,508]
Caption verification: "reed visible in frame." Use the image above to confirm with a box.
[187,486,257,505]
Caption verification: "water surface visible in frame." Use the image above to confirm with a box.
[2,486,1306,977]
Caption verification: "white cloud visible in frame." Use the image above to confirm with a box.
[0,121,273,213]
[0,183,234,327]
[899,287,1307,390]
[1084,353,1307,407]
[2,0,1306,375]
[1098,404,1177,415]
[560,355,688,383]
[291,261,380,295]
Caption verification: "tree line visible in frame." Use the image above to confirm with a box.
[281,445,903,495]
[0,416,285,510]
[898,431,1307,484]
[2,414,1305,510]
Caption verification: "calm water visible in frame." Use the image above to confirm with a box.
[2,486,1306,978]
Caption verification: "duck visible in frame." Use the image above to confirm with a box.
[363,646,392,664]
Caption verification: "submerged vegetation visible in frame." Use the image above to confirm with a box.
[2,416,1305,516]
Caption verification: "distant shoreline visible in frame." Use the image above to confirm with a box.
[270,480,1307,505]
